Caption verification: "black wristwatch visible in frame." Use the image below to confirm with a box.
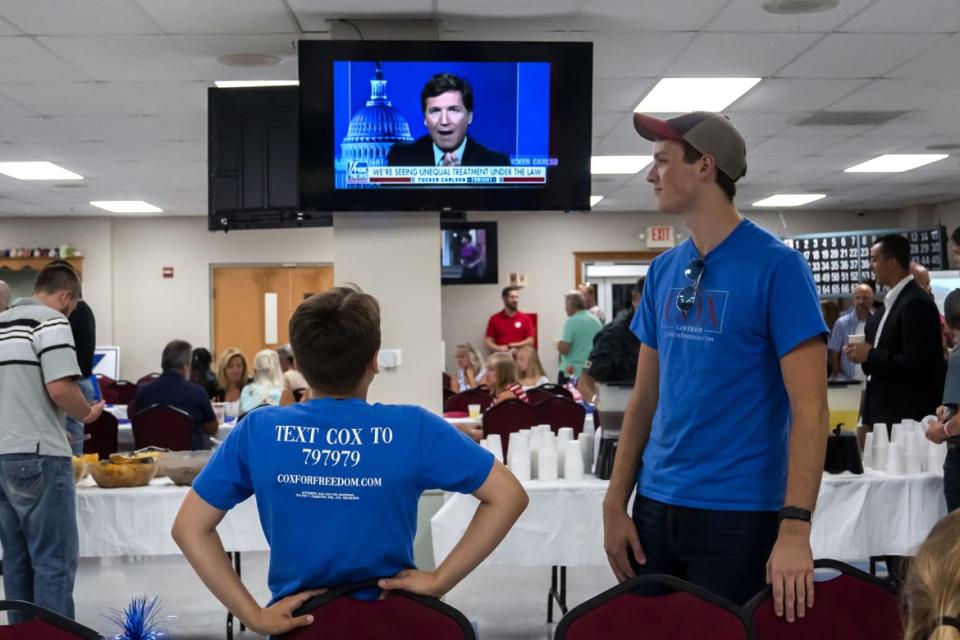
[778,506,812,524]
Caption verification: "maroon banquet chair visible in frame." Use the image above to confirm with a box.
[444,389,493,414]
[554,574,755,640]
[131,404,194,451]
[534,396,586,437]
[744,559,900,640]
[536,383,573,400]
[95,374,114,396]
[482,399,538,458]
[83,411,119,460]
[524,387,554,405]
[136,372,161,386]
[109,380,138,405]
[279,579,475,640]
[0,600,102,639]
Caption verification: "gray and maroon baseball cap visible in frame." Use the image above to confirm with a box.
[633,111,747,182]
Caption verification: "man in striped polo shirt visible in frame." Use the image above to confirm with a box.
[0,263,104,623]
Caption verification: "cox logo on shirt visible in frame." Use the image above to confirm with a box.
[662,288,729,334]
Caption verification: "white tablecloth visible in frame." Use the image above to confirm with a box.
[431,470,947,567]
[73,477,266,557]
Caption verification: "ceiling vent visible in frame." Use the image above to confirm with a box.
[798,111,907,126]
[762,0,839,14]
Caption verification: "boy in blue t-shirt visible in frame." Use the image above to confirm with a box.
[172,286,528,636]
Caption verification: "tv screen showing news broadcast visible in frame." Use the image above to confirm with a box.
[298,41,593,212]
[333,61,551,190]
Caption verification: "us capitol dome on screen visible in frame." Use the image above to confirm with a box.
[335,63,413,188]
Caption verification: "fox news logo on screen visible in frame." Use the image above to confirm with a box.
[347,162,370,184]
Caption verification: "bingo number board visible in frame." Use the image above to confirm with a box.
[783,226,947,297]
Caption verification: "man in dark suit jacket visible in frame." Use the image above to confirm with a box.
[846,234,945,434]
[387,72,510,167]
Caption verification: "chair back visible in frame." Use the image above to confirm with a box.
[279,579,475,640]
[83,411,119,460]
[131,404,194,451]
[524,387,554,405]
[555,574,754,640]
[536,383,573,400]
[744,559,900,640]
[443,387,456,406]
[0,600,101,639]
[444,389,493,414]
[534,396,586,437]
[482,399,538,458]
[136,372,161,386]
[109,380,138,405]
[95,374,114,395]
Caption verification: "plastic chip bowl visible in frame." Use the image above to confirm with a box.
[89,458,158,488]
[158,450,213,486]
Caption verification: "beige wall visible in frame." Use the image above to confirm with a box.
[440,208,903,380]
[110,217,335,380]
[0,216,113,344]
[334,212,442,412]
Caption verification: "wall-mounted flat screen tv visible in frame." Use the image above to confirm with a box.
[441,221,498,285]
[299,40,592,212]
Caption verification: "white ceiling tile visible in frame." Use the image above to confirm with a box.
[729,79,866,112]
[0,0,160,36]
[439,31,575,41]
[593,136,650,155]
[0,16,22,35]
[826,78,960,112]
[860,110,960,136]
[440,0,578,18]
[0,37,89,82]
[750,135,840,157]
[593,78,655,114]
[778,123,878,137]
[745,153,808,173]
[778,33,948,78]
[572,0,728,31]
[817,135,919,157]
[0,82,206,117]
[39,36,202,82]
[593,112,627,138]
[25,115,204,143]
[137,0,297,35]
[842,0,960,33]
[289,0,432,31]
[665,32,822,76]
[0,94,33,116]
[594,32,696,78]
[708,0,876,32]
[886,33,960,79]
[726,112,798,137]
[170,35,298,82]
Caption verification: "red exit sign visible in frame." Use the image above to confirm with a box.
[646,226,675,248]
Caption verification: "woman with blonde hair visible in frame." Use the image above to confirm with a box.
[451,342,484,392]
[903,510,960,640]
[239,349,294,415]
[483,352,528,404]
[515,345,549,389]
[216,347,249,403]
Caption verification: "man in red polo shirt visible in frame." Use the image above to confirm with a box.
[485,286,535,354]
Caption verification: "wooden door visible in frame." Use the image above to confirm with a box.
[212,265,334,363]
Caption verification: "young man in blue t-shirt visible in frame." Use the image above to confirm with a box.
[172,286,528,636]
[602,112,829,621]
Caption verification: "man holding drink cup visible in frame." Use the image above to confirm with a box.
[826,281,875,381]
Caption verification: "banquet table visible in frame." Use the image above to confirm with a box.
[431,469,946,620]
[446,413,595,434]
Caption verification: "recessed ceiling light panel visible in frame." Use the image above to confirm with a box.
[590,195,604,207]
[634,78,761,113]
[591,155,653,174]
[0,161,83,180]
[844,154,948,173]
[753,193,826,207]
[90,200,163,214]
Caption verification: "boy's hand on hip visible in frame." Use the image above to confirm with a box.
[248,588,327,635]
[379,569,447,598]
[766,522,814,623]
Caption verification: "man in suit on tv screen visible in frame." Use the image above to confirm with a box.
[387,73,511,168]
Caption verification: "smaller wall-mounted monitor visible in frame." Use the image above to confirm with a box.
[441,222,498,285]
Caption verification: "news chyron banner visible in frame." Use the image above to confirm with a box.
[349,164,547,186]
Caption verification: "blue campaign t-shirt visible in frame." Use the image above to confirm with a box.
[630,219,827,511]
[192,397,494,603]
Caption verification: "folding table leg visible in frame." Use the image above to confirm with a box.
[235,552,245,632]
[226,552,234,640]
